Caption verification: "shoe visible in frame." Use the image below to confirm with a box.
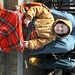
[29,57,40,66]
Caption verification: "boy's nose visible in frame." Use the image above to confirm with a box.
[59,28,62,31]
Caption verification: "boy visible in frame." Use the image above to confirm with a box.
[23,6,72,50]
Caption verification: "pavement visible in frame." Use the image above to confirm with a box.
[0,50,50,75]
[0,50,62,75]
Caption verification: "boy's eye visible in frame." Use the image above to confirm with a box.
[61,25,63,28]
[61,30,63,32]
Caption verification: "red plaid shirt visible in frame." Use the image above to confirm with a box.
[0,8,24,52]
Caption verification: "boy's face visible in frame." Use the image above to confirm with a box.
[54,23,69,34]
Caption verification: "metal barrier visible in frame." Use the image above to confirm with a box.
[36,0,75,15]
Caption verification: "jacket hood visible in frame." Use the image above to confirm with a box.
[53,19,72,38]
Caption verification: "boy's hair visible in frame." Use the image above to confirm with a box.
[56,21,70,37]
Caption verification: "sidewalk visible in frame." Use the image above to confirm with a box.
[0,50,62,75]
[0,51,50,75]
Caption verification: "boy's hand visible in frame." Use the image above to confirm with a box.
[23,41,28,48]
[23,17,31,27]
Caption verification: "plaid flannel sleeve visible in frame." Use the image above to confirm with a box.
[0,8,24,52]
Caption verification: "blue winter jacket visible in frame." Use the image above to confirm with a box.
[30,9,75,55]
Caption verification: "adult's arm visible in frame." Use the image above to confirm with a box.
[30,35,75,55]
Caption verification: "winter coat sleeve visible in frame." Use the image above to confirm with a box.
[25,6,54,20]
[28,38,53,49]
